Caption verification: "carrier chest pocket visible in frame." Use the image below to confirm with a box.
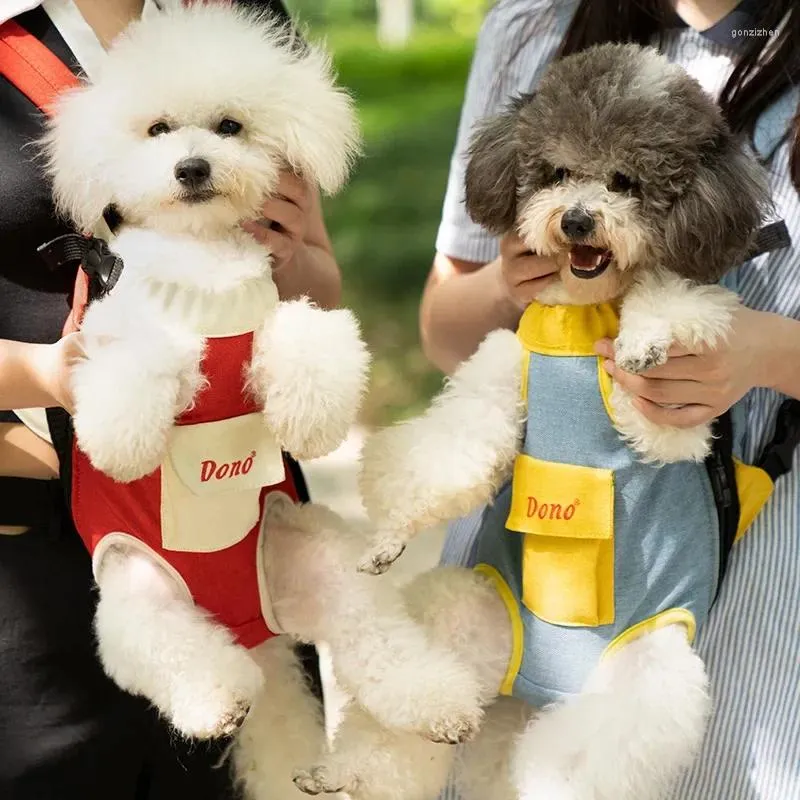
[506,453,615,627]
[160,412,286,553]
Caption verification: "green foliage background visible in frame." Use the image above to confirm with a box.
[282,4,484,425]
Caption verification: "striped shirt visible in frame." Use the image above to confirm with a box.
[437,2,800,799]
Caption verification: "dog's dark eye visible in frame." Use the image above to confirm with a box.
[553,167,569,183]
[217,118,243,137]
[147,121,171,137]
[609,172,636,192]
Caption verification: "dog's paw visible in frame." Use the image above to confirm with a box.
[423,706,482,745]
[166,649,264,741]
[614,338,669,375]
[170,694,252,740]
[293,766,350,796]
[356,535,406,575]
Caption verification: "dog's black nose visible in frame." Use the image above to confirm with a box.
[175,157,211,188]
[561,207,595,239]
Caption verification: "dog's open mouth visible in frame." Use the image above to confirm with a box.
[569,245,613,279]
[181,189,218,204]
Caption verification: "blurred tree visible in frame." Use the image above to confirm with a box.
[421,0,491,34]
[376,0,414,47]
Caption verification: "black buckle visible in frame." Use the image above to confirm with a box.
[745,220,791,261]
[757,399,800,481]
[37,232,124,300]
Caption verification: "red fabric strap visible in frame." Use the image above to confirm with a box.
[0,18,80,115]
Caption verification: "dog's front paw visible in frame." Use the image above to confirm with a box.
[356,532,406,574]
[614,337,669,375]
[71,353,183,481]
[293,766,351,796]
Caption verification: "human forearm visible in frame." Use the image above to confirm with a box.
[420,254,522,374]
[758,312,800,400]
[0,340,60,410]
[272,242,342,309]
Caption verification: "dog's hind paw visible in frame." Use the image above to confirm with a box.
[165,648,264,741]
[293,766,350,796]
[170,693,253,741]
[422,705,482,745]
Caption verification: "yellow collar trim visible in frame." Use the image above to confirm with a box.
[517,302,620,356]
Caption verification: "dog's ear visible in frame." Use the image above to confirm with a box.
[464,97,524,235]
[662,132,772,283]
[277,44,361,196]
[41,84,117,232]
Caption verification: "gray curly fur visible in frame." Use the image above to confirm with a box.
[464,43,772,283]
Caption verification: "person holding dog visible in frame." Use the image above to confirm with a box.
[0,0,342,798]
[425,1,800,798]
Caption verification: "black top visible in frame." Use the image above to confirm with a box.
[0,0,293,522]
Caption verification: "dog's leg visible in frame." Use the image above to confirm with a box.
[247,299,370,460]
[293,702,456,800]
[263,495,485,744]
[513,624,710,800]
[613,269,740,463]
[94,546,264,740]
[455,696,532,800]
[358,328,526,573]
[293,564,513,800]
[233,636,329,800]
[73,299,204,482]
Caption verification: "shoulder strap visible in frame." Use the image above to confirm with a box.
[706,411,740,598]
[0,18,79,114]
[757,399,800,482]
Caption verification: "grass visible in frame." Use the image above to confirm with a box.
[304,24,476,425]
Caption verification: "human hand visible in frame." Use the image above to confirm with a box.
[35,333,86,414]
[595,305,770,428]
[242,171,312,272]
[498,231,559,309]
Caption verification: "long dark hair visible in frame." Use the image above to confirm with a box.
[557,0,800,190]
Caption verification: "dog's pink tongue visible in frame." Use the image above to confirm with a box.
[570,245,605,268]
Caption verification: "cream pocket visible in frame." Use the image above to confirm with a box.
[160,413,285,553]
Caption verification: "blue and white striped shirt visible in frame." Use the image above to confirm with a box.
[437,2,800,798]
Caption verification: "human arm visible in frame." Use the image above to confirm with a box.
[242,172,342,309]
[597,306,800,427]
[418,2,570,373]
[0,335,81,413]
[421,235,558,374]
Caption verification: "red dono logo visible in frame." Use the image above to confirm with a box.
[526,496,579,521]
[201,451,256,482]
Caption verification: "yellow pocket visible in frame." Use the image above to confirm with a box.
[161,413,286,553]
[506,453,615,627]
[733,458,774,542]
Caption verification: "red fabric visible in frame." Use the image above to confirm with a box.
[177,332,261,425]
[71,333,297,649]
[0,18,79,113]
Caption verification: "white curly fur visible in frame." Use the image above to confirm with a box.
[262,494,485,744]
[38,7,377,796]
[513,625,710,800]
[613,268,741,463]
[357,329,526,573]
[248,299,371,461]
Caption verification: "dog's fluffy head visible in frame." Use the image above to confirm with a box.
[43,3,360,236]
[464,43,771,305]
